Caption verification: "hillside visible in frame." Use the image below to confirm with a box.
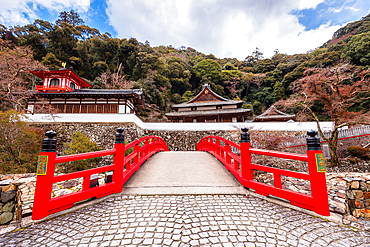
[1,11,370,121]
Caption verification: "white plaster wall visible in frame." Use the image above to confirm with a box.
[24,114,334,132]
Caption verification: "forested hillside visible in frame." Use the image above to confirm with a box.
[1,11,370,121]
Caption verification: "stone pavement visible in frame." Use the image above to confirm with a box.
[122,152,246,195]
[1,194,370,246]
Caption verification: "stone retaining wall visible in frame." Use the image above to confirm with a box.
[30,123,145,154]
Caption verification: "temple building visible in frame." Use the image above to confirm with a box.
[27,68,144,114]
[253,105,295,122]
[165,84,251,122]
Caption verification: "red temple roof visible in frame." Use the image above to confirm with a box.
[29,69,92,88]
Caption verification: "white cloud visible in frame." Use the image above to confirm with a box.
[106,0,341,59]
[0,0,91,27]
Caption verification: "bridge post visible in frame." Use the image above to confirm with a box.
[306,130,330,216]
[113,128,125,193]
[240,128,253,184]
[32,131,57,220]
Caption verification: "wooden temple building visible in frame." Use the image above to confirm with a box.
[253,105,295,122]
[27,68,144,114]
[165,84,251,122]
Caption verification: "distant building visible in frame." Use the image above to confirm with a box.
[253,105,295,122]
[27,68,144,114]
[165,83,251,122]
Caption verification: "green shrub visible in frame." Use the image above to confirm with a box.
[0,110,43,174]
[347,146,370,160]
[62,132,102,173]
[349,158,356,164]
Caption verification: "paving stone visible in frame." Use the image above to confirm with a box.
[1,195,370,246]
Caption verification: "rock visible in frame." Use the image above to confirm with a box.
[351,181,360,189]
[360,182,367,190]
[364,192,370,199]
[331,201,346,214]
[1,191,16,204]
[353,208,370,218]
[0,179,12,186]
[347,190,354,200]
[0,212,13,224]
[13,177,36,185]
[53,189,72,197]
[355,200,364,209]
[353,190,364,199]
[334,207,346,214]
[61,180,78,189]
[3,201,15,212]
[345,215,358,222]
[336,191,346,199]
[2,185,16,192]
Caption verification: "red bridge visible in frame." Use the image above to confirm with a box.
[32,128,329,220]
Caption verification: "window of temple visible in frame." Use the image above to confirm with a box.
[70,82,76,90]
[49,78,60,87]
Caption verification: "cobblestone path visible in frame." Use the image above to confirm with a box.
[1,194,370,247]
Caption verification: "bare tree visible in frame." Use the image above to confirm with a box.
[0,40,46,111]
[96,63,133,89]
[277,64,370,166]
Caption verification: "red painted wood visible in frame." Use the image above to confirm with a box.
[55,150,116,163]
[197,135,330,216]
[250,148,308,162]
[32,135,169,220]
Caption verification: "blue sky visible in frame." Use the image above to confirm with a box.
[0,0,369,59]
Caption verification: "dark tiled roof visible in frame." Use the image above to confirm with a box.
[172,84,243,108]
[254,105,295,121]
[73,89,143,94]
[165,108,251,117]
[172,100,244,108]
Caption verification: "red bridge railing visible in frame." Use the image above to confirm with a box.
[197,128,330,216]
[32,128,169,220]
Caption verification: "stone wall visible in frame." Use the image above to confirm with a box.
[30,123,145,154]
[0,175,32,225]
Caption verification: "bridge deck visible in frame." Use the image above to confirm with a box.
[122,151,247,195]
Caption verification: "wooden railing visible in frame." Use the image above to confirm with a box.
[32,129,168,220]
[197,128,330,216]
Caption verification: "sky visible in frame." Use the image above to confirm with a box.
[0,0,369,60]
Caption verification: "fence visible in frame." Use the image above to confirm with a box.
[32,128,169,220]
[284,125,370,149]
[197,128,330,216]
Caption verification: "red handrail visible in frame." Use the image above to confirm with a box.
[32,133,169,220]
[197,132,330,216]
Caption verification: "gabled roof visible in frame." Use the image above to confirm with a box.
[29,69,92,88]
[166,108,251,117]
[172,83,244,108]
[253,105,295,122]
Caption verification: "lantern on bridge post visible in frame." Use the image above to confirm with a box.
[240,128,253,183]
[306,130,330,216]
[32,131,57,220]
